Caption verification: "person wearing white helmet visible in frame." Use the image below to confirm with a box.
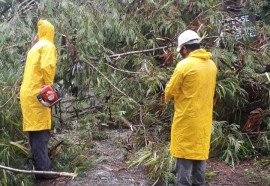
[176,29,201,54]
[165,30,217,186]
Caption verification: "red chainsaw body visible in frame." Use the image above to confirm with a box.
[37,85,62,107]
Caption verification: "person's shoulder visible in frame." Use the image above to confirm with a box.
[182,57,194,64]
[174,59,193,73]
[38,40,56,49]
[176,58,193,68]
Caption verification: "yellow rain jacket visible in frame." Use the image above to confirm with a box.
[20,20,57,132]
[165,49,217,160]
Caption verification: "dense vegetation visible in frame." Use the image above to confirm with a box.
[0,0,269,185]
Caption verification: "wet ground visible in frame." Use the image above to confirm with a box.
[36,129,148,186]
[35,129,269,186]
[206,158,269,186]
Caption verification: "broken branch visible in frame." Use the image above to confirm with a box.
[0,165,77,178]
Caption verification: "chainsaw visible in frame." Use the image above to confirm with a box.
[37,84,62,107]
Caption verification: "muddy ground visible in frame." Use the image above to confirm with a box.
[207,158,269,186]
[36,129,270,186]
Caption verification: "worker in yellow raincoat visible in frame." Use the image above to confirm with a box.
[20,20,57,180]
[165,30,217,186]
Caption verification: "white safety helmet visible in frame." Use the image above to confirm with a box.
[176,30,201,52]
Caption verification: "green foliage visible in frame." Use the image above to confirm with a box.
[0,2,36,184]
[128,143,176,186]
[52,140,93,173]
[214,76,249,122]
[0,116,30,185]
[211,121,250,167]
[260,1,270,24]
[253,133,270,156]
[0,171,32,186]
[205,170,219,181]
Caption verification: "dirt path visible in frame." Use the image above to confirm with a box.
[35,129,269,186]
[36,129,148,186]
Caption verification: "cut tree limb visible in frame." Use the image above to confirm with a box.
[108,45,172,59]
[0,165,77,178]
